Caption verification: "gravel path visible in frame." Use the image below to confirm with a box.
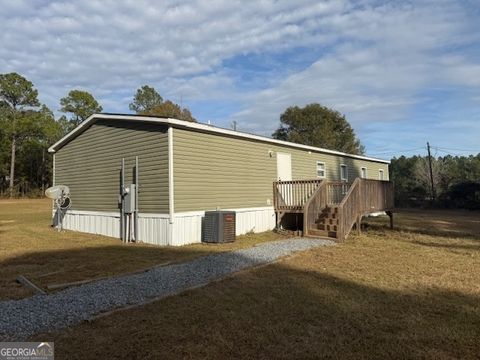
[0,238,334,340]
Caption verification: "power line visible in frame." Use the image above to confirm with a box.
[367,147,425,156]
[434,146,480,153]
[435,147,480,156]
[435,148,465,157]
[366,144,478,158]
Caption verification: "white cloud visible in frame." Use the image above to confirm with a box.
[0,0,479,155]
[0,0,350,113]
[226,1,480,138]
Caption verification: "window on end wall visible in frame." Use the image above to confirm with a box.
[379,169,384,180]
[340,164,348,181]
[361,167,367,178]
[316,161,326,178]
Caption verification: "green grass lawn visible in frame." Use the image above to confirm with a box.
[32,208,480,359]
[0,198,286,300]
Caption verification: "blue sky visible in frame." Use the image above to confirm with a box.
[1,0,479,159]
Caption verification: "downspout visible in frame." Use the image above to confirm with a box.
[168,126,175,245]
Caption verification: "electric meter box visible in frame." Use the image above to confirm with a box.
[124,184,136,214]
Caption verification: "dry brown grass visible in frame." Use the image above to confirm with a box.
[0,198,286,300]
[34,208,480,359]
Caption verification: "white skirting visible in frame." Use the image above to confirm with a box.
[56,207,276,246]
[59,210,120,238]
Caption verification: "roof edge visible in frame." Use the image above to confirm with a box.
[48,113,391,164]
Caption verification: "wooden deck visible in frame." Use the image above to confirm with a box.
[273,178,394,241]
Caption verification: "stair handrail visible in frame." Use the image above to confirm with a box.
[337,177,362,241]
[303,180,327,236]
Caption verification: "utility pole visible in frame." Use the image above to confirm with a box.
[232,121,237,131]
[426,142,436,202]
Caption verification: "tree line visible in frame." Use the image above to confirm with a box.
[1,72,477,210]
[391,154,480,210]
[0,73,195,197]
[0,71,365,198]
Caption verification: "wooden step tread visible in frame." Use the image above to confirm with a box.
[315,219,339,226]
[322,207,338,214]
[317,224,338,232]
[322,223,337,230]
[307,228,337,239]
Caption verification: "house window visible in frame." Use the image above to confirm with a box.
[361,167,367,179]
[316,161,326,178]
[379,169,384,180]
[340,164,348,181]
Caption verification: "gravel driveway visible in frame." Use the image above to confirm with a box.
[0,238,334,340]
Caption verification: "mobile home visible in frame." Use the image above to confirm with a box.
[48,114,392,246]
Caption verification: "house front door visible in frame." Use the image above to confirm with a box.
[276,152,293,206]
[276,152,292,181]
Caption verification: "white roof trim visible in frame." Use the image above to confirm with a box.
[48,113,390,164]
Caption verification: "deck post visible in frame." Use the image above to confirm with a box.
[276,211,283,230]
[356,215,362,234]
[386,211,393,229]
[337,207,344,241]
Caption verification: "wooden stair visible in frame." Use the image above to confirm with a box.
[275,178,394,241]
[308,206,338,239]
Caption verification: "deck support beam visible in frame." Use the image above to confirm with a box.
[275,211,283,231]
[356,215,362,234]
[386,211,393,230]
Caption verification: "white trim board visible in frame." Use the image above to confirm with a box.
[168,126,175,224]
[48,113,390,164]
[52,154,56,186]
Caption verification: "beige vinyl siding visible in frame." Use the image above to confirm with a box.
[55,119,168,212]
[173,128,389,212]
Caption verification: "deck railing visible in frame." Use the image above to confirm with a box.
[273,179,323,211]
[360,179,394,213]
[273,178,394,241]
[303,181,328,236]
[326,181,352,205]
[337,178,361,241]
[337,179,394,240]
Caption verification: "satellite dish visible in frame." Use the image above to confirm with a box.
[45,185,70,200]
[59,196,71,210]
[45,185,71,231]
